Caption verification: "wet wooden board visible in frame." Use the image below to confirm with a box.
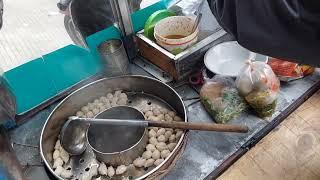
[218,90,320,180]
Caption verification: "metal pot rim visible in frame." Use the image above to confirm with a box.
[39,75,187,180]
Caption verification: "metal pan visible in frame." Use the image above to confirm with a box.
[40,75,187,180]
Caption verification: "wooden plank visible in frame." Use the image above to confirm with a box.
[219,90,320,180]
[136,37,179,79]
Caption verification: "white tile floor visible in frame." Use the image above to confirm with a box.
[0,0,72,71]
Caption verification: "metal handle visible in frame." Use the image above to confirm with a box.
[75,117,149,127]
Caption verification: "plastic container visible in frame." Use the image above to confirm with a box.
[154,16,199,55]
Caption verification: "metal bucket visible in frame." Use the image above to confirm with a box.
[87,106,148,166]
[98,39,129,76]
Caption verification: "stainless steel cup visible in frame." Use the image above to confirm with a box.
[86,106,148,166]
[98,39,129,76]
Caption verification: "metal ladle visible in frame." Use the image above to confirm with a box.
[61,106,248,155]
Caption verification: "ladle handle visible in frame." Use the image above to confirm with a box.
[148,121,248,133]
[73,117,248,133]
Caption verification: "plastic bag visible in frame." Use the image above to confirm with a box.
[236,60,280,118]
[164,0,204,16]
[200,76,248,123]
[267,57,315,82]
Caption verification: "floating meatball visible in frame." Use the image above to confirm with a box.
[164,114,173,122]
[107,166,115,177]
[86,111,94,118]
[92,108,99,115]
[157,114,165,121]
[142,150,153,159]
[116,165,127,175]
[98,163,107,175]
[146,144,156,152]
[133,157,146,168]
[161,150,170,159]
[119,93,127,99]
[153,108,161,116]
[148,129,157,138]
[157,135,166,142]
[54,140,61,150]
[168,111,176,117]
[88,103,95,110]
[99,96,108,103]
[99,105,106,112]
[117,98,127,105]
[106,93,113,100]
[60,148,70,163]
[114,90,122,97]
[89,164,99,177]
[93,99,100,104]
[81,106,89,113]
[167,143,177,151]
[156,128,166,137]
[149,137,158,145]
[151,149,160,160]
[60,169,73,179]
[104,102,111,109]
[169,134,176,143]
[53,157,63,168]
[54,166,64,176]
[145,111,153,118]
[144,159,155,168]
[164,131,172,139]
[76,111,85,117]
[53,150,60,160]
[156,142,168,151]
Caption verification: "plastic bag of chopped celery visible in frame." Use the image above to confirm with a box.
[236,60,280,118]
[200,76,248,123]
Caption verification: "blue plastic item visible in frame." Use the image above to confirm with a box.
[161,0,180,8]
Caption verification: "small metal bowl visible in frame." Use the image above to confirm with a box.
[86,106,148,166]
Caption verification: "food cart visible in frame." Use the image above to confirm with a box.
[0,0,319,179]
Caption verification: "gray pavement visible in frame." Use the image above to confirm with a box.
[0,0,72,71]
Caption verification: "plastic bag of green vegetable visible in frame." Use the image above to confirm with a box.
[200,76,248,123]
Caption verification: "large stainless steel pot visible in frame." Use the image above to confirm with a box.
[40,75,187,179]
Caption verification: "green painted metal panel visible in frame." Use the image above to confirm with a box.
[3,45,100,114]
[3,58,56,114]
[42,45,102,93]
